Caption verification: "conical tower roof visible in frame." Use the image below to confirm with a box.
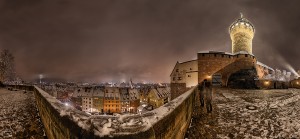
[229,13,255,33]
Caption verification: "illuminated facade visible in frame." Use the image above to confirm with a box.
[170,14,273,99]
[229,13,255,54]
[104,87,121,113]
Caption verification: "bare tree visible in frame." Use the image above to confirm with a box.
[0,49,16,83]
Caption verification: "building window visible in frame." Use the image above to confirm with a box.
[245,54,248,57]
[173,77,175,81]
[190,68,192,70]
[202,54,204,56]
[214,54,217,57]
[178,77,182,80]
[188,75,191,77]
[176,69,179,72]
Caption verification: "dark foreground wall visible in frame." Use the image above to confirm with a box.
[11,85,197,139]
[152,88,196,139]
[33,86,96,139]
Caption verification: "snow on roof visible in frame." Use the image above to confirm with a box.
[156,88,170,99]
[198,50,255,57]
[198,50,231,55]
[92,88,104,97]
[128,88,140,100]
[105,87,119,93]
[178,59,197,64]
[257,61,274,71]
[233,51,255,56]
[119,88,129,101]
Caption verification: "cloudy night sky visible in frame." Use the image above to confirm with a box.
[0,0,300,83]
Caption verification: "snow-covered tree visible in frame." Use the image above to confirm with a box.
[0,49,16,83]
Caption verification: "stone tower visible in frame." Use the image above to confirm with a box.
[229,13,255,54]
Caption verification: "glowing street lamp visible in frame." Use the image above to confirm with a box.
[264,81,270,86]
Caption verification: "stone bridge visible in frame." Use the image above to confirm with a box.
[12,85,197,139]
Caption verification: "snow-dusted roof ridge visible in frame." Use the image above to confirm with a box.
[197,50,255,57]
[233,51,255,56]
[257,61,274,71]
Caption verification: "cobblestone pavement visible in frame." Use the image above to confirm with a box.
[185,88,300,139]
[0,88,45,139]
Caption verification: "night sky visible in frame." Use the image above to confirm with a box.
[1,0,300,83]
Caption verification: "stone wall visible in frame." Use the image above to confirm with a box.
[290,79,300,89]
[152,88,196,139]
[197,52,257,86]
[12,85,197,139]
[33,86,96,139]
[256,80,289,89]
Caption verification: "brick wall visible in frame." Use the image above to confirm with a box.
[198,53,257,86]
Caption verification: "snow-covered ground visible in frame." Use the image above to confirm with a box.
[186,88,300,139]
[0,88,44,138]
